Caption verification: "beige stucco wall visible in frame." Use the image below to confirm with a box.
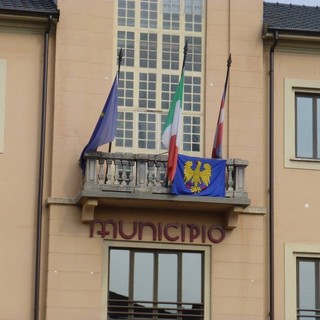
[46,205,265,320]
[51,0,117,198]
[46,0,268,320]
[0,28,55,319]
[206,0,266,208]
[263,42,320,319]
[0,0,269,319]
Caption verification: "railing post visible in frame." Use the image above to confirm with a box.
[85,157,98,186]
[233,159,248,198]
[135,154,148,187]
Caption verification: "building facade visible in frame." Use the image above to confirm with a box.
[0,1,319,320]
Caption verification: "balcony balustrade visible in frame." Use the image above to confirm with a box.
[83,152,248,199]
[78,152,251,228]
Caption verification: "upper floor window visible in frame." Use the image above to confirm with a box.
[115,0,205,155]
[296,94,320,159]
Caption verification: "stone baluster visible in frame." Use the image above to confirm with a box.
[128,160,135,186]
[121,159,129,185]
[155,160,162,186]
[114,158,122,185]
[98,158,105,184]
[147,159,155,186]
[105,158,113,185]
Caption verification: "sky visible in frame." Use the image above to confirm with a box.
[265,0,320,5]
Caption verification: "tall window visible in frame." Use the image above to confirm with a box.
[297,258,320,320]
[116,0,205,155]
[295,93,320,159]
[108,247,205,319]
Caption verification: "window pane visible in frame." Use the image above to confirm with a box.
[109,249,129,298]
[296,96,313,158]
[298,260,316,319]
[134,252,154,306]
[158,253,178,304]
[182,253,202,305]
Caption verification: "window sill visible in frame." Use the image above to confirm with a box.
[290,157,320,163]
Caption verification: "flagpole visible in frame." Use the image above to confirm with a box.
[108,48,123,153]
[211,53,232,159]
[182,41,188,75]
[224,54,231,158]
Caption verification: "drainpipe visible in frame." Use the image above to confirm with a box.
[34,15,52,320]
[269,30,278,320]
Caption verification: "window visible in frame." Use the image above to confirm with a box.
[284,79,320,169]
[0,59,6,153]
[103,241,211,320]
[295,94,320,159]
[285,243,320,320]
[297,258,320,319]
[116,0,205,155]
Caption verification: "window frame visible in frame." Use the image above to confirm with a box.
[285,243,320,320]
[101,240,211,320]
[284,79,320,170]
[0,59,6,153]
[295,93,320,160]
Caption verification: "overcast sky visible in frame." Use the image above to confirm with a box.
[265,0,320,5]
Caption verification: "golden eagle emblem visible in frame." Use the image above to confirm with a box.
[184,160,212,193]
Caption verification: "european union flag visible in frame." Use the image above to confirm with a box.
[79,74,118,172]
[171,154,226,197]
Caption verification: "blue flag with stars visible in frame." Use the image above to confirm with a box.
[79,74,118,172]
[171,154,226,197]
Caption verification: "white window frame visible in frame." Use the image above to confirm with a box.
[101,240,211,320]
[0,59,6,153]
[284,78,320,170]
[115,0,205,156]
[285,243,320,320]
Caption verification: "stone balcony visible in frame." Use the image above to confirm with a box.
[77,152,251,229]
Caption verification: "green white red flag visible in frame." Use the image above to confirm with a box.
[161,71,185,183]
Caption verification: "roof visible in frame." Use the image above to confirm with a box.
[264,2,320,35]
[0,0,59,19]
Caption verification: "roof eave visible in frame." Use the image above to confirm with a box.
[0,8,59,21]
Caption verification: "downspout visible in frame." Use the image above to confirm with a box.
[269,30,278,320]
[34,15,52,320]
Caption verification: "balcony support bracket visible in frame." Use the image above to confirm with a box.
[226,208,239,229]
[82,198,98,223]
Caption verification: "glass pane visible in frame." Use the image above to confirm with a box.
[109,249,129,299]
[298,260,316,319]
[182,253,202,306]
[296,97,313,158]
[134,252,154,306]
[158,253,178,304]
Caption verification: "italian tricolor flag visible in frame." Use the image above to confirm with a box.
[161,71,185,183]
